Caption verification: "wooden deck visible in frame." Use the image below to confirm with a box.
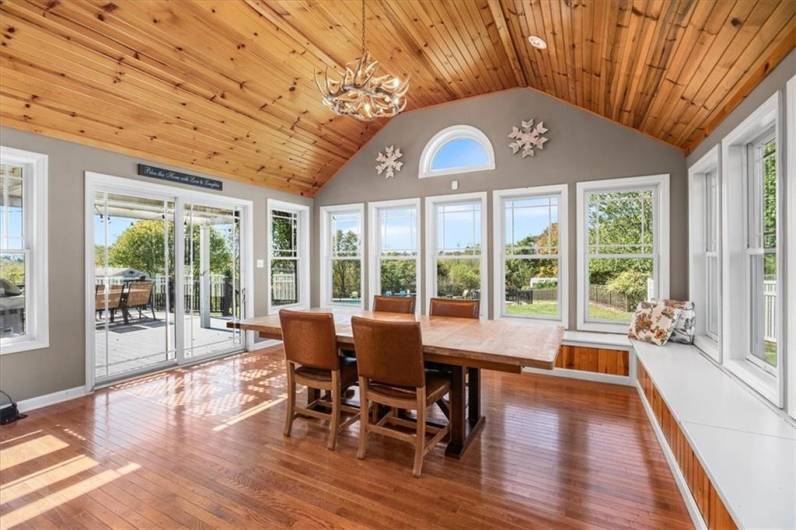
[95,312,241,379]
[0,345,691,529]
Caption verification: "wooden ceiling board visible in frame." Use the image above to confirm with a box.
[0,0,793,196]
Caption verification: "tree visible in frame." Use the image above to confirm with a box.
[106,220,232,277]
[331,229,360,300]
[379,259,416,295]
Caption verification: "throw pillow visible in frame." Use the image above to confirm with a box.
[628,301,681,346]
[663,299,696,344]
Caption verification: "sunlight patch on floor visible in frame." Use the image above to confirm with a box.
[0,463,140,528]
[0,435,68,472]
[213,393,288,432]
[1,455,99,504]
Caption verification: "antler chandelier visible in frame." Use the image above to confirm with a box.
[314,0,409,121]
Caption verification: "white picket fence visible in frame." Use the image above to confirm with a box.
[764,280,776,342]
[272,273,297,302]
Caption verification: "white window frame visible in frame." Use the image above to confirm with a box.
[0,146,48,354]
[576,174,670,333]
[418,125,495,179]
[492,185,568,326]
[267,199,310,314]
[786,75,796,420]
[425,192,488,318]
[320,203,365,309]
[688,146,721,362]
[368,198,421,314]
[720,91,783,406]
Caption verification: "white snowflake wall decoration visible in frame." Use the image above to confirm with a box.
[508,118,549,158]
[376,145,404,179]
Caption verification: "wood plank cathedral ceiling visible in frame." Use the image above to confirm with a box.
[1,1,794,196]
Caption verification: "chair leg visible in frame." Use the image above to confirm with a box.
[283,362,296,437]
[327,370,341,450]
[357,376,369,460]
[413,386,427,478]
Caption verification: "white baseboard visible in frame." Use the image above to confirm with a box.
[522,366,632,386]
[18,386,88,413]
[635,381,706,530]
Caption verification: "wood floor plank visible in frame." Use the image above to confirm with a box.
[0,345,691,529]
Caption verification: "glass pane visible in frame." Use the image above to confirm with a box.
[379,259,416,296]
[505,196,558,255]
[379,207,416,256]
[705,170,718,252]
[94,193,176,380]
[430,137,489,172]
[748,136,777,368]
[271,210,298,258]
[587,190,654,255]
[0,252,25,338]
[331,212,360,257]
[271,259,298,306]
[504,258,558,318]
[437,202,481,255]
[184,203,242,359]
[587,257,653,323]
[436,258,480,299]
[0,164,24,250]
[331,259,361,305]
[706,256,719,337]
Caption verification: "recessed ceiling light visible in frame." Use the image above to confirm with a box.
[528,35,547,50]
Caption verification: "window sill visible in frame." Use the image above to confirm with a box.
[0,337,49,355]
[725,359,781,407]
[694,335,720,363]
[563,330,631,350]
[577,321,629,334]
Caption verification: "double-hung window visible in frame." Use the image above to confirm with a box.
[320,204,364,308]
[720,91,783,405]
[576,174,669,333]
[267,199,309,312]
[425,192,487,317]
[493,185,568,324]
[0,147,48,354]
[746,131,778,374]
[688,147,721,360]
[368,199,420,309]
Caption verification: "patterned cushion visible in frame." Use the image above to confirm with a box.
[628,301,682,346]
[663,299,696,344]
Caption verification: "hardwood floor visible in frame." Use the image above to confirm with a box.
[0,345,691,529]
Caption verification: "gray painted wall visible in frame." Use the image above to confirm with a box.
[313,87,689,323]
[687,49,795,166]
[0,126,311,401]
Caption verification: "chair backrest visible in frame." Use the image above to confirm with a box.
[279,309,340,370]
[126,280,153,307]
[429,298,480,319]
[351,316,424,388]
[96,284,124,309]
[372,295,416,314]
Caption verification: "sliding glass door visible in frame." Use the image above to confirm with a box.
[183,203,243,359]
[94,192,177,380]
[88,174,249,386]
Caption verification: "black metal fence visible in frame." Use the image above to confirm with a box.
[505,287,557,305]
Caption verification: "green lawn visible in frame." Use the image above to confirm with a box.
[764,341,777,366]
[505,301,559,318]
[587,303,633,322]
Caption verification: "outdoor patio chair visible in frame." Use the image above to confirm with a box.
[122,280,156,324]
[95,284,124,323]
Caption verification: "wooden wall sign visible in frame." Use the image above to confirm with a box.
[137,164,223,191]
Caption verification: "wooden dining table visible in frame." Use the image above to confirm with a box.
[230,309,564,458]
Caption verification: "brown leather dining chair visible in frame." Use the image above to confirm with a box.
[351,316,450,478]
[429,297,480,319]
[372,295,416,314]
[280,309,359,450]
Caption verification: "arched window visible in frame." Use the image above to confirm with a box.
[419,125,495,179]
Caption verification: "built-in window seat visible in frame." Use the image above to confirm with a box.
[635,341,795,530]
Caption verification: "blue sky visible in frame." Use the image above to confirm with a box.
[431,138,489,171]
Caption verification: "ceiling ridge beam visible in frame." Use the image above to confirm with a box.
[486,0,528,87]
